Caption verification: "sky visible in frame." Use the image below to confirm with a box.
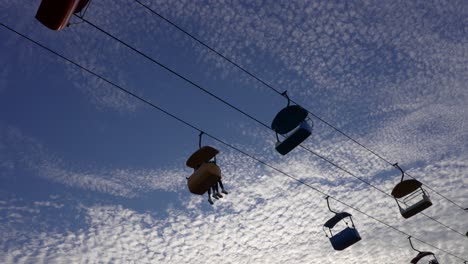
[0,0,467,263]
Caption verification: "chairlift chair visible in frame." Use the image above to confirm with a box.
[36,0,90,30]
[323,197,361,251]
[271,92,312,155]
[391,164,432,219]
[186,146,221,195]
[410,252,439,264]
[408,237,439,264]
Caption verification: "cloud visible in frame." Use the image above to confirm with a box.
[0,124,466,263]
[132,1,467,128]
[0,124,184,198]
[0,150,467,263]
[0,1,467,263]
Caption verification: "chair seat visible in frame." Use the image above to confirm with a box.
[400,194,432,219]
[275,121,311,155]
[329,227,361,251]
[187,163,221,195]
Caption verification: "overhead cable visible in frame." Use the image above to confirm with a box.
[1,22,465,262]
[75,16,466,238]
[132,0,467,213]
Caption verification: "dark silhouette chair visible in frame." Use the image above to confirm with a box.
[271,92,312,155]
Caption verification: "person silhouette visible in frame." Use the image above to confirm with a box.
[211,179,228,200]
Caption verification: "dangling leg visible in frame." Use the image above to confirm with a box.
[212,185,220,199]
[214,182,223,198]
[207,188,213,205]
[219,180,228,194]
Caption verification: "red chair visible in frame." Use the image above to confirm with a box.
[35,0,90,30]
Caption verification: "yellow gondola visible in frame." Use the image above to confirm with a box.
[186,146,221,195]
[185,133,228,205]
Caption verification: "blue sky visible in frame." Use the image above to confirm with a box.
[0,0,467,263]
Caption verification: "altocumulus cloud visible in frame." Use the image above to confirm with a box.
[0,126,467,263]
[0,0,467,263]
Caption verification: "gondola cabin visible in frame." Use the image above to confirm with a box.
[410,252,439,264]
[35,0,90,30]
[186,146,221,195]
[271,105,312,155]
[323,212,361,251]
[391,179,432,219]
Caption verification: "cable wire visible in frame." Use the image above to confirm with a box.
[1,22,465,262]
[132,0,467,213]
[75,16,466,238]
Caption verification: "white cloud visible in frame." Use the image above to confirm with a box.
[0,123,466,263]
[0,1,467,263]
[0,151,466,263]
[0,124,185,198]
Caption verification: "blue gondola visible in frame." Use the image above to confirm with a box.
[391,163,432,219]
[323,197,361,251]
[271,91,312,155]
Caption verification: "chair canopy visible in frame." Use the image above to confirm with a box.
[186,146,219,169]
[391,179,423,198]
[324,212,353,229]
[410,252,436,264]
[271,105,308,134]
